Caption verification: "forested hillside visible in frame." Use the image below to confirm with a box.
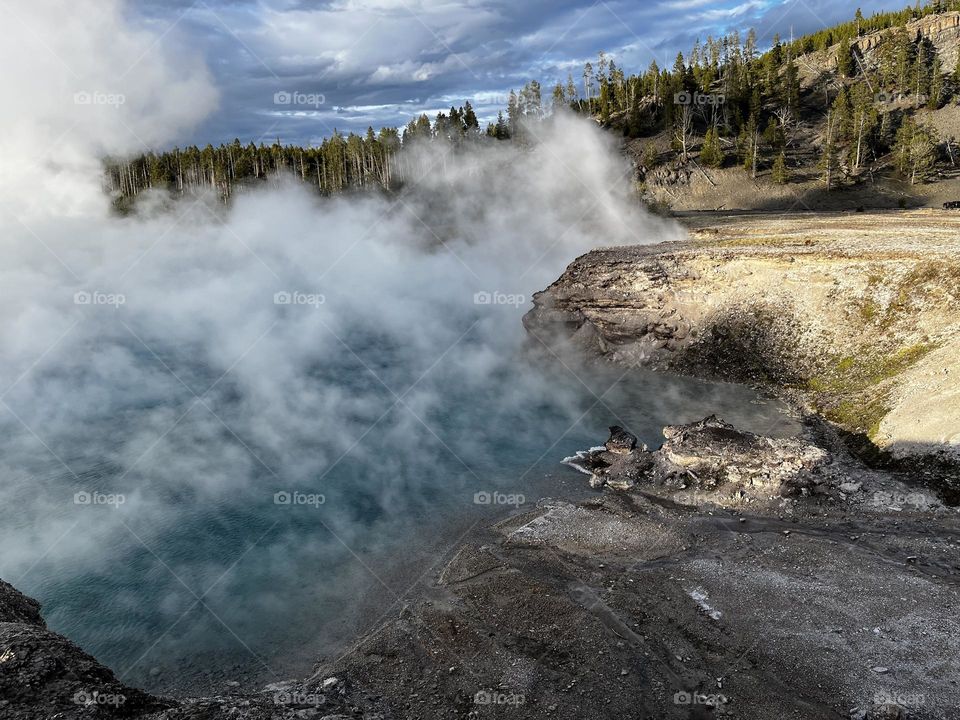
[106,0,960,204]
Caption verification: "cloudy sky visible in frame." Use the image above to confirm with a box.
[127,0,908,147]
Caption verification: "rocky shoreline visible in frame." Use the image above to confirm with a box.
[3,211,960,719]
[3,410,958,719]
[523,210,960,501]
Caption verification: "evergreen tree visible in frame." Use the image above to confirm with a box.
[819,110,840,190]
[837,36,854,78]
[849,81,878,173]
[783,55,800,115]
[762,117,784,148]
[832,87,853,140]
[739,116,760,177]
[507,90,521,140]
[627,92,643,138]
[894,117,939,184]
[552,83,566,113]
[772,151,790,183]
[643,143,659,169]
[494,110,509,140]
[599,82,612,123]
[700,126,724,167]
[928,56,945,107]
[565,73,578,107]
[462,101,479,134]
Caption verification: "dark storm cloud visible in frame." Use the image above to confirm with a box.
[128,0,913,146]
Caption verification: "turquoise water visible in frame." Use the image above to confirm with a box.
[0,340,797,694]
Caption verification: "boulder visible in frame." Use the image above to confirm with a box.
[605,425,638,454]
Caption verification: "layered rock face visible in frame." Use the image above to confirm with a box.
[856,11,960,70]
[524,211,960,486]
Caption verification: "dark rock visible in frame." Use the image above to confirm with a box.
[0,579,44,627]
[571,416,830,500]
[605,425,638,454]
[0,622,169,718]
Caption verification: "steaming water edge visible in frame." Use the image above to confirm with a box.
[0,106,796,696]
[1,345,797,694]
[0,2,796,701]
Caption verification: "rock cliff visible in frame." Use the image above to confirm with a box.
[524,210,960,498]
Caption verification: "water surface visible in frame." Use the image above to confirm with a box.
[0,344,796,693]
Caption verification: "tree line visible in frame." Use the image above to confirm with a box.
[107,0,960,202]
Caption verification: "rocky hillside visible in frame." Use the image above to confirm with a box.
[525,210,960,499]
[629,10,960,213]
[853,11,960,71]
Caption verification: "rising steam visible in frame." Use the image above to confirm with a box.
[0,0,688,690]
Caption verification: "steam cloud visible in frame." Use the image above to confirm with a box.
[0,0,697,690]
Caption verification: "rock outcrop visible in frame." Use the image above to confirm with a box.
[0,580,169,719]
[565,415,941,510]
[525,211,960,499]
[0,576,374,718]
[604,425,638,454]
[856,11,960,72]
